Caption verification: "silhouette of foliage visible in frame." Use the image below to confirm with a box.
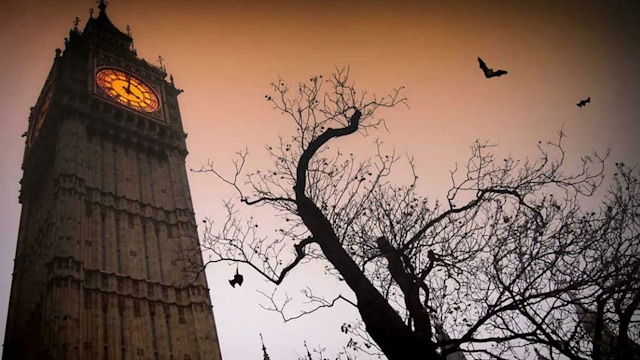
[189,68,639,360]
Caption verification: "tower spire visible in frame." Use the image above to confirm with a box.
[260,333,271,360]
[85,0,133,48]
[98,0,108,12]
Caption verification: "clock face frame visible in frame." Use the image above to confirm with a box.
[28,90,52,148]
[95,68,160,113]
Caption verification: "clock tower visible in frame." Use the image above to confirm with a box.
[3,2,223,359]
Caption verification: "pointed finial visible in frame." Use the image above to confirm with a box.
[126,25,132,37]
[89,8,94,18]
[259,334,271,360]
[158,56,166,72]
[73,16,81,31]
[170,74,175,85]
[97,0,108,12]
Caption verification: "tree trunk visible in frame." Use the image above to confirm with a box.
[297,195,441,360]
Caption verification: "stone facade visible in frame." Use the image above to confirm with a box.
[3,3,223,359]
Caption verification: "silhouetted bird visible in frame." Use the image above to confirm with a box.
[478,57,508,78]
[229,268,244,288]
[577,97,591,107]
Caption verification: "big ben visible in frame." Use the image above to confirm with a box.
[3,2,223,359]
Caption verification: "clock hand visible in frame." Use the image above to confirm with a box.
[121,78,133,95]
[121,78,142,100]
[124,76,144,101]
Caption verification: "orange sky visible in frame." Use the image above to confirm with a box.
[0,1,638,359]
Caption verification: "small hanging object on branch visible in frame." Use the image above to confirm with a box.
[229,265,244,288]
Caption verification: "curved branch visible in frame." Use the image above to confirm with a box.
[258,236,316,285]
[294,109,361,200]
[243,196,297,206]
[200,236,316,285]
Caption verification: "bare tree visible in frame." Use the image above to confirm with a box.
[189,68,639,360]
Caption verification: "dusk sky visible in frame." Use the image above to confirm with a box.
[0,1,638,359]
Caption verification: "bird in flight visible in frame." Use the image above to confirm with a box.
[478,57,508,78]
[577,97,591,107]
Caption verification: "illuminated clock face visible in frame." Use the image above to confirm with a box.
[95,68,160,113]
[28,90,52,148]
